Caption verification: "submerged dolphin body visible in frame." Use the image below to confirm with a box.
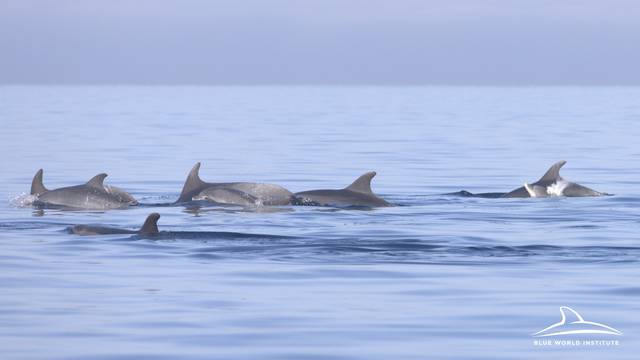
[69,213,160,236]
[445,190,506,198]
[293,172,392,207]
[175,162,294,206]
[30,169,138,209]
[503,161,607,198]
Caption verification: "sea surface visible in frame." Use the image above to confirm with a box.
[1,86,639,359]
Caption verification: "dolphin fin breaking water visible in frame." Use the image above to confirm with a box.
[175,162,294,206]
[450,161,608,198]
[30,169,138,209]
[69,213,161,236]
[345,171,377,194]
[503,160,606,198]
[293,171,392,207]
[30,169,49,196]
[86,173,109,189]
[176,162,208,203]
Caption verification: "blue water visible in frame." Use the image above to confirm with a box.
[1,86,639,359]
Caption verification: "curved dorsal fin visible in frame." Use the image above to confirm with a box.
[139,213,160,235]
[345,171,377,194]
[176,162,207,203]
[31,169,48,195]
[86,173,108,189]
[538,161,566,182]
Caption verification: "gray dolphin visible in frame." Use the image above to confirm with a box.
[69,213,160,236]
[31,169,138,209]
[194,188,258,206]
[503,161,607,198]
[293,172,392,207]
[175,162,294,205]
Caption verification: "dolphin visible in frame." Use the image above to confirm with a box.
[503,161,607,198]
[449,161,608,198]
[175,162,294,206]
[532,306,622,337]
[194,188,258,206]
[293,171,392,207]
[30,169,138,209]
[69,213,160,236]
[444,190,506,198]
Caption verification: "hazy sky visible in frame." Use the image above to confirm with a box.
[1,0,639,85]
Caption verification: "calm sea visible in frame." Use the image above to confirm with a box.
[1,86,639,359]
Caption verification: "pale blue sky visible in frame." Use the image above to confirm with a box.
[1,0,639,84]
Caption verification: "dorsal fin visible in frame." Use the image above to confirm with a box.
[86,173,108,189]
[30,169,48,195]
[537,161,566,182]
[139,213,160,235]
[345,171,377,194]
[176,162,207,203]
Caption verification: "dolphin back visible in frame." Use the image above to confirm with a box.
[503,161,568,198]
[33,172,137,209]
[69,213,159,236]
[562,183,606,197]
[295,171,391,207]
[194,188,258,205]
[69,225,136,235]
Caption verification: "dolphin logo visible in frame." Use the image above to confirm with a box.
[532,306,622,337]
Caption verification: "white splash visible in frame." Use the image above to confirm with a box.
[524,183,547,197]
[9,193,37,207]
[546,180,569,197]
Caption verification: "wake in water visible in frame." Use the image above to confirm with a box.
[114,235,640,265]
[9,193,37,207]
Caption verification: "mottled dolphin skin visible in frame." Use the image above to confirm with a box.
[503,160,607,198]
[193,188,258,206]
[69,213,160,236]
[175,162,294,205]
[293,172,392,207]
[31,169,138,209]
